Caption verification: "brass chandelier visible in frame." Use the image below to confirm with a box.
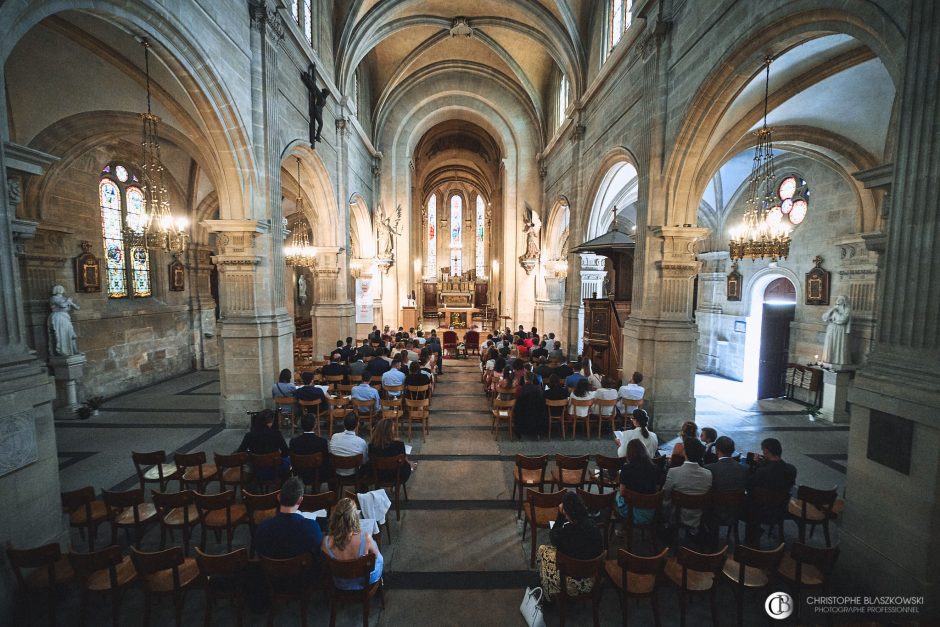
[125,38,189,253]
[285,157,317,267]
[729,56,791,262]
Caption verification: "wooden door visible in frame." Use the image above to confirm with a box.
[757,304,795,399]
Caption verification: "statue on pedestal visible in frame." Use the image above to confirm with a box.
[297,273,308,305]
[822,294,852,369]
[375,204,402,261]
[48,285,80,357]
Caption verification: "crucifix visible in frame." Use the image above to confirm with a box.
[300,63,331,146]
[611,204,618,231]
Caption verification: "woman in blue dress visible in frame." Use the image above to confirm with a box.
[322,498,384,590]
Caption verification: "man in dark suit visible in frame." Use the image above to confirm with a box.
[426,330,443,374]
[745,437,797,545]
[321,354,348,379]
[705,436,747,534]
[531,340,549,360]
[294,371,327,410]
[366,347,391,376]
[289,413,331,484]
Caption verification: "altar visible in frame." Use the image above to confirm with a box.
[440,306,478,329]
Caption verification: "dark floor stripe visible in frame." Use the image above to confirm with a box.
[729,425,848,432]
[58,451,97,470]
[432,425,493,431]
[806,453,849,474]
[413,454,511,461]
[57,422,220,429]
[402,499,514,510]
[109,425,225,491]
[99,407,218,414]
[384,570,535,589]
[176,379,220,395]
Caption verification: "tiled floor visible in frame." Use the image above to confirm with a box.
[40,364,852,626]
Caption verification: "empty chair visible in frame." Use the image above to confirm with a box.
[326,397,351,437]
[243,489,281,557]
[745,487,789,547]
[776,542,839,621]
[550,454,590,492]
[664,545,728,627]
[101,488,158,548]
[591,454,625,494]
[68,545,137,627]
[214,452,247,496]
[546,398,569,440]
[371,454,409,523]
[61,486,108,551]
[274,396,299,436]
[523,489,567,567]
[491,398,516,440]
[194,547,249,627]
[556,551,606,627]
[788,484,839,546]
[403,397,430,441]
[709,489,746,546]
[174,451,218,493]
[260,553,317,627]
[151,490,199,555]
[512,454,548,518]
[605,547,669,627]
[132,451,180,494]
[324,552,385,627]
[722,542,785,627]
[193,490,248,552]
[6,542,74,627]
[129,546,200,627]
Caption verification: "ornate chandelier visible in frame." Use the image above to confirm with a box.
[285,157,317,267]
[125,39,188,253]
[729,56,791,262]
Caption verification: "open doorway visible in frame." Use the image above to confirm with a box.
[742,275,796,399]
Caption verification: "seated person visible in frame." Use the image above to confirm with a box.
[669,421,699,466]
[289,413,331,485]
[514,371,547,436]
[404,361,431,389]
[329,414,369,476]
[272,369,297,414]
[536,491,604,602]
[616,439,663,524]
[533,356,553,380]
[322,497,384,590]
[368,418,415,484]
[564,362,585,390]
[616,409,659,459]
[617,372,645,416]
[321,354,349,380]
[554,359,575,380]
[700,427,719,465]
[254,476,323,564]
[663,438,712,531]
[366,347,392,377]
[531,340,549,360]
[547,341,564,362]
[340,337,354,361]
[350,373,381,413]
[237,409,289,478]
[568,378,595,417]
[745,437,797,544]
[381,359,406,396]
[348,356,367,378]
[294,371,328,411]
[543,373,569,402]
[592,376,619,425]
[705,435,747,529]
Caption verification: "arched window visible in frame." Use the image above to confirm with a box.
[475,195,486,277]
[607,0,633,58]
[99,164,151,298]
[449,194,462,275]
[354,69,361,117]
[291,1,313,44]
[558,75,569,129]
[776,175,810,226]
[427,194,437,278]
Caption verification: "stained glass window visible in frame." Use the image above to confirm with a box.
[427,194,437,278]
[450,194,462,275]
[558,75,569,129]
[100,165,152,298]
[776,175,810,226]
[607,0,633,57]
[475,195,485,277]
[302,0,312,45]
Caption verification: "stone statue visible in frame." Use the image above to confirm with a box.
[376,205,402,259]
[300,63,331,145]
[522,214,540,260]
[822,294,852,368]
[48,285,80,357]
[297,273,308,306]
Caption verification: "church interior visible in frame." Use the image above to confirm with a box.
[1,0,938,624]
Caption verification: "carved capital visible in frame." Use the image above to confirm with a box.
[450,17,473,38]
[569,124,586,142]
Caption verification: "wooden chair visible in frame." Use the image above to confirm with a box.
[550,454,590,492]
[669,490,711,547]
[247,452,283,493]
[546,398,569,440]
[776,542,839,621]
[175,451,218,493]
[68,545,137,627]
[591,454,624,494]
[371,454,409,523]
[129,546,200,627]
[6,542,74,627]
[788,484,838,546]
[330,454,365,495]
[273,396,299,435]
[577,488,616,553]
[567,398,596,438]
[326,397,352,437]
[722,542,785,627]
[61,486,108,551]
[243,489,280,557]
[323,374,345,393]
[380,398,404,430]
[195,547,248,627]
[214,452,247,496]
[342,490,388,547]
[193,490,248,552]
[746,488,789,546]
[299,490,337,522]
[132,450,180,493]
[101,488,158,548]
[592,398,619,438]
[556,551,606,627]
[337,383,355,397]
[663,545,728,627]
[297,399,325,434]
[709,489,745,546]
[290,452,324,493]
[324,552,385,627]
[605,547,668,627]
[618,489,664,553]
[403,397,430,441]
[491,397,516,440]
[405,383,430,401]
[382,383,404,400]
[351,398,379,433]
[260,553,316,627]
[512,454,548,518]
[523,489,566,567]
[151,490,199,555]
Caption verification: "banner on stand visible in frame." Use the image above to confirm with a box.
[355,277,374,323]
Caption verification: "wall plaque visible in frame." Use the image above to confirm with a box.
[74,240,101,293]
[169,256,185,291]
[866,410,912,475]
[0,410,39,477]
[726,263,742,301]
[805,255,830,305]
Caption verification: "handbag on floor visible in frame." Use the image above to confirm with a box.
[520,586,546,627]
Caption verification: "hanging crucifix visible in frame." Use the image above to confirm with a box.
[300,63,331,146]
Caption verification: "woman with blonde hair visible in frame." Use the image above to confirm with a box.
[322,498,384,590]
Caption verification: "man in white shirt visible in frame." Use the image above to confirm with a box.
[618,371,645,416]
[381,359,406,396]
[414,331,427,346]
[663,438,712,529]
[329,414,368,476]
[350,373,381,411]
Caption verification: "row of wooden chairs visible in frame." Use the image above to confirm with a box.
[485,386,622,441]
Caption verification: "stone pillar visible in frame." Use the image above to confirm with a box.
[187,243,219,369]
[573,253,607,356]
[842,0,940,611]
[311,248,354,358]
[695,251,729,372]
[622,226,708,432]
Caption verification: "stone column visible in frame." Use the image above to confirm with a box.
[187,243,219,369]
[695,251,729,372]
[621,226,708,432]
[572,253,607,357]
[311,248,354,358]
[841,0,940,609]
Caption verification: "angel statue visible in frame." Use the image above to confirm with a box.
[376,204,402,260]
[521,211,541,260]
